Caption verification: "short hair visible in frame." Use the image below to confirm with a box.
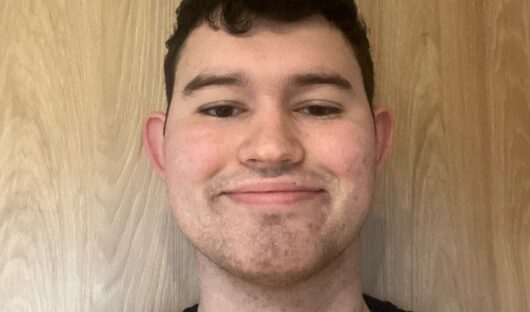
[164,0,374,131]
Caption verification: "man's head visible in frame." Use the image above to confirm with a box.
[163,0,375,134]
[144,0,393,289]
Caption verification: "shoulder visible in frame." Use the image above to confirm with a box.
[182,294,411,312]
[363,293,411,312]
[182,304,198,312]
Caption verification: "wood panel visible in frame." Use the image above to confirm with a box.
[0,0,528,311]
[0,0,197,311]
[358,0,530,311]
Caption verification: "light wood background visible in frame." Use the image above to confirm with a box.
[0,0,528,311]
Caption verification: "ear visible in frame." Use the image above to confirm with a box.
[143,112,167,181]
[372,106,395,174]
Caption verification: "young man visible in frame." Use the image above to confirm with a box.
[144,0,408,311]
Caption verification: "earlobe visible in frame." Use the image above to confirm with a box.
[143,112,167,181]
[373,106,395,174]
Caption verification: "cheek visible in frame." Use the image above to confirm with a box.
[308,123,377,238]
[165,125,231,186]
[308,123,377,180]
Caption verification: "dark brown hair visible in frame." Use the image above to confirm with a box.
[164,0,374,131]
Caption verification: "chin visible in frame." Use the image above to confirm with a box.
[198,233,349,290]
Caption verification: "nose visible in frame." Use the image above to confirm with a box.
[238,106,305,172]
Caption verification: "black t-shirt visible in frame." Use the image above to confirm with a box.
[182,293,410,312]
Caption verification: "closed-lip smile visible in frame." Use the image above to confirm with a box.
[220,181,326,206]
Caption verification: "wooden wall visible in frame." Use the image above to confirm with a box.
[0,0,528,311]
[357,1,530,311]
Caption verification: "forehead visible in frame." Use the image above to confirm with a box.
[174,15,362,91]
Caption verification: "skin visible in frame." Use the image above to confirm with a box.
[144,15,394,312]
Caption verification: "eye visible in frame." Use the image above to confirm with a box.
[198,104,246,118]
[298,105,342,117]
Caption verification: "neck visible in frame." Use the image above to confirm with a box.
[196,238,369,312]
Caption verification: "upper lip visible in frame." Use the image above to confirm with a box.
[221,181,325,194]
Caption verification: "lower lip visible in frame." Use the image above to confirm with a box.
[223,191,325,206]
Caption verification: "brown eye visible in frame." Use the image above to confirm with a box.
[199,105,244,118]
[299,105,342,117]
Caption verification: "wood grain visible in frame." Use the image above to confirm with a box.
[0,0,197,311]
[0,0,528,311]
[358,0,530,311]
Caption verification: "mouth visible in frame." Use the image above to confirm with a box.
[220,180,326,206]
[222,190,326,205]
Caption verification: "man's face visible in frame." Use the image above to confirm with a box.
[145,16,393,288]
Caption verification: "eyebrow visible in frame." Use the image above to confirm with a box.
[181,71,354,96]
[182,73,248,96]
[287,72,354,92]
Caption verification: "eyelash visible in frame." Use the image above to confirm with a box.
[198,103,343,118]
[199,105,244,118]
